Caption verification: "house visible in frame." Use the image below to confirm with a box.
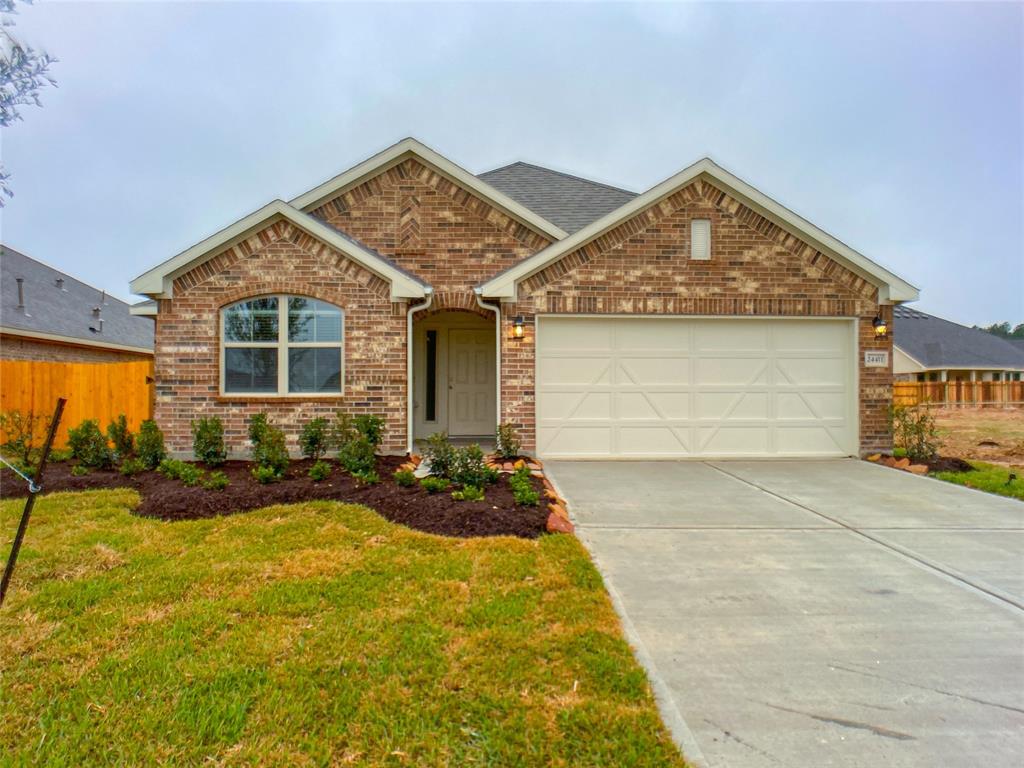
[893,306,1024,382]
[1,245,154,362]
[129,138,918,458]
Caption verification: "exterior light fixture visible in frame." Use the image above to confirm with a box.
[872,315,888,339]
[512,315,525,339]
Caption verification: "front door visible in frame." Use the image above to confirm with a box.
[448,329,495,436]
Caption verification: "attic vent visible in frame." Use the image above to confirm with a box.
[690,219,711,260]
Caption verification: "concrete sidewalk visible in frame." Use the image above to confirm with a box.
[547,459,1024,768]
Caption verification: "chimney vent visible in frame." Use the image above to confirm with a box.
[55,277,65,290]
[90,319,104,334]
[16,277,25,309]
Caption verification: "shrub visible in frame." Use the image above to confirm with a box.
[509,466,539,506]
[452,443,489,488]
[483,466,499,485]
[106,414,134,462]
[251,465,280,484]
[120,457,146,476]
[495,423,521,460]
[202,470,229,491]
[452,485,484,502]
[352,415,385,449]
[136,420,166,469]
[329,413,356,452]
[48,448,73,463]
[157,457,187,480]
[67,419,113,469]
[248,412,270,447]
[423,432,456,479]
[299,417,329,461]
[351,469,380,485]
[893,447,908,459]
[420,476,450,494]
[394,468,416,487]
[308,460,332,481]
[192,417,226,467]
[70,464,90,477]
[0,409,49,467]
[339,436,376,475]
[253,424,289,479]
[889,404,939,461]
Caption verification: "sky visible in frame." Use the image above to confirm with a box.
[2,1,1021,326]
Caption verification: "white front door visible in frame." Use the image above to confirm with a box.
[448,329,495,436]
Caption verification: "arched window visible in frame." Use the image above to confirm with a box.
[221,296,343,395]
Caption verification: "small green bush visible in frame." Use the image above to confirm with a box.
[299,417,329,461]
[202,470,229,491]
[353,415,385,449]
[177,463,204,487]
[120,457,146,476]
[191,417,226,467]
[452,485,484,502]
[452,444,489,488]
[495,423,521,460]
[48,448,73,463]
[339,436,376,475]
[351,469,380,485]
[136,420,166,469]
[251,465,280,484]
[70,464,90,477]
[483,466,500,485]
[157,457,187,480]
[308,460,332,481]
[330,413,356,452]
[248,413,289,480]
[423,432,456,479]
[509,466,539,506]
[106,414,134,462]
[67,419,113,469]
[889,404,939,462]
[248,412,270,447]
[0,409,49,467]
[420,476,450,494]
[394,468,416,487]
[893,446,908,459]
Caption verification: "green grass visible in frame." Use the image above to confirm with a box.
[932,461,1024,501]
[1,490,687,767]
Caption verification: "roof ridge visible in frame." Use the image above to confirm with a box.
[1,243,135,308]
[480,161,637,196]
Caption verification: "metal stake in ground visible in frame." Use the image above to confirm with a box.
[0,397,67,608]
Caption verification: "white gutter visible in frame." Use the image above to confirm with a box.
[474,290,502,431]
[406,289,433,454]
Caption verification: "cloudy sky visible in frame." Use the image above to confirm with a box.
[3,1,1021,325]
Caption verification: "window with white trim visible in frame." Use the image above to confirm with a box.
[221,296,343,395]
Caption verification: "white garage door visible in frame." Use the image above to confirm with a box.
[536,317,856,459]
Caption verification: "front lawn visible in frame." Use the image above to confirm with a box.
[0,490,687,766]
[932,460,1024,501]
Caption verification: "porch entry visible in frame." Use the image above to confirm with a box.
[413,311,496,440]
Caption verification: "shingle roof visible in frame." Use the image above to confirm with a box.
[1,245,154,351]
[893,305,1024,370]
[478,161,637,234]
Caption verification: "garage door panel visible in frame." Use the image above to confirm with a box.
[537,317,855,458]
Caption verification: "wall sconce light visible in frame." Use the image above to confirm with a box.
[512,315,525,339]
[872,315,888,339]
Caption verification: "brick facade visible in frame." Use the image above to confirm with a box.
[0,334,152,363]
[152,165,895,458]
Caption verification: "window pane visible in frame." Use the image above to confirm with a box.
[288,297,342,342]
[225,348,278,392]
[224,297,278,342]
[288,347,342,393]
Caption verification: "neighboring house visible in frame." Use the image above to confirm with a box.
[130,138,917,458]
[1,245,154,363]
[893,306,1024,382]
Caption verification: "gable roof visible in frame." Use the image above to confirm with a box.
[477,161,638,234]
[893,306,1024,371]
[129,200,428,301]
[477,157,919,303]
[289,138,569,241]
[1,244,154,353]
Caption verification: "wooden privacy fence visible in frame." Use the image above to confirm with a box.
[893,380,1024,408]
[0,359,154,447]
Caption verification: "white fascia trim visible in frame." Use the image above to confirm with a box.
[288,137,569,242]
[130,301,158,316]
[478,157,920,303]
[129,200,427,301]
[0,326,154,355]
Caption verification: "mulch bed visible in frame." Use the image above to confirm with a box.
[871,454,974,473]
[0,456,550,539]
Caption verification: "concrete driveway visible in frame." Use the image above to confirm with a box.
[545,459,1024,768]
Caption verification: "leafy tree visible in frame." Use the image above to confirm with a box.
[976,322,1024,340]
[1,0,57,204]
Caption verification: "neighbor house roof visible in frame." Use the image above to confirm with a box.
[1,244,154,354]
[477,157,919,302]
[477,161,638,234]
[893,305,1024,371]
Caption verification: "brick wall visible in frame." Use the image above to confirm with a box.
[154,219,408,456]
[0,334,152,363]
[498,179,893,455]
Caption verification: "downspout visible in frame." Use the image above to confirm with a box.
[474,288,502,433]
[406,288,433,454]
